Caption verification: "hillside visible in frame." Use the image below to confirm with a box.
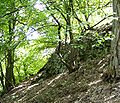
[1,1,120,103]
[1,53,120,103]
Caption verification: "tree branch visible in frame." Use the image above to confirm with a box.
[87,15,113,30]
[0,6,27,18]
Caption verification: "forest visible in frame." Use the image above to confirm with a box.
[0,0,120,102]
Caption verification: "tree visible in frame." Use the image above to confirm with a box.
[110,0,120,78]
[0,0,37,92]
[41,0,112,73]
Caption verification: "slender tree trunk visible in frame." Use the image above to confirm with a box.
[65,0,73,44]
[110,0,120,78]
[64,0,77,73]
[0,62,5,91]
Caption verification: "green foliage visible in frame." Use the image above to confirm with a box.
[73,30,112,60]
[14,41,49,83]
[0,0,112,93]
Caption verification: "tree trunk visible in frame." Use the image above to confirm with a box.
[5,2,16,91]
[0,62,5,91]
[65,0,73,44]
[5,49,15,91]
[110,0,120,78]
